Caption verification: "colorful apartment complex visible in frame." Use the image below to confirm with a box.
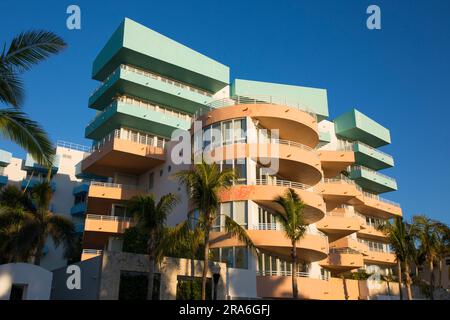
[0,142,91,270]
[76,18,402,299]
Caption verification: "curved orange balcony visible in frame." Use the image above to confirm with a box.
[315,178,361,210]
[318,150,355,178]
[219,182,326,224]
[330,237,370,256]
[354,192,402,219]
[363,250,396,265]
[320,250,364,273]
[316,214,361,241]
[204,142,322,185]
[357,224,388,240]
[197,103,319,148]
[210,229,328,262]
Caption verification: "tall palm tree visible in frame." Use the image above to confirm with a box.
[175,161,255,300]
[272,188,307,299]
[412,215,440,300]
[0,182,76,265]
[1,30,66,165]
[126,193,179,300]
[434,222,450,288]
[378,217,415,300]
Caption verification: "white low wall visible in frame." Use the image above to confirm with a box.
[0,263,53,300]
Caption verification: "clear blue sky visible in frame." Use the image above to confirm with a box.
[1,1,449,224]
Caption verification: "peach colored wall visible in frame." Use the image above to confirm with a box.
[321,253,364,269]
[316,216,361,233]
[356,194,402,218]
[88,184,144,201]
[218,185,325,223]
[256,276,360,300]
[84,217,133,234]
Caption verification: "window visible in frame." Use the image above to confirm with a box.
[148,172,154,189]
[167,165,172,173]
[216,201,247,230]
[159,169,163,177]
[210,247,248,269]
[9,284,27,300]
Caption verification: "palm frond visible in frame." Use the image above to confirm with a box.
[46,214,76,258]
[0,66,24,107]
[0,108,54,165]
[224,215,258,255]
[1,30,66,72]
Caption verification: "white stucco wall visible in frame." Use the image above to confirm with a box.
[0,263,52,300]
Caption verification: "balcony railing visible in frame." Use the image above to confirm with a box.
[91,128,167,153]
[351,165,396,183]
[86,214,133,223]
[82,249,103,255]
[329,247,361,254]
[259,138,315,152]
[353,141,393,159]
[91,64,214,98]
[255,178,312,190]
[90,181,145,191]
[197,95,317,120]
[249,223,328,241]
[257,270,329,281]
[56,140,91,153]
[361,191,400,207]
[322,174,356,185]
[87,95,192,126]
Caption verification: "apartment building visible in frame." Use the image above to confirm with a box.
[78,18,402,299]
[0,142,90,270]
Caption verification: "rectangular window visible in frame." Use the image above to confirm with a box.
[235,158,246,184]
[9,284,27,300]
[233,118,246,143]
[222,121,233,144]
[234,247,248,269]
[233,201,247,228]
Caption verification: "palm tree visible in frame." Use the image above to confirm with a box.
[126,193,179,300]
[0,182,76,265]
[434,222,450,288]
[175,161,256,300]
[1,31,66,165]
[412,215,440,300]
[272,188,307,299]
[378,217,415,300]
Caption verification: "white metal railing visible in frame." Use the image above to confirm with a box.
[261,138,314,152]
[82,249,103,255]
[199,95,317,119]
[357,239,391,253]
[86,214,133,223]
[91,64,214,98]
[252,223,279,231]
[305,225,328,240]
[87,95,192,126]
[56,140,91,153]
[353,141,393,159]
[90,181,145,191]
[322,174,355,185]
[329,247,361,254]
[255,178,311,190]
[335,139,354,151]
[351,165,397,183]
[362,191,400,207]
[91,128,167,152]
[256,270,329,280]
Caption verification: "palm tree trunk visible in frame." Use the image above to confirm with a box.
[291,241,298,299]
[190,251,196,299]
[33,236,45,266]
[147,255,156,300]
[397,260,403,300]
[429,260,435,300]
[438,259,443,288]
[404,263,413,300]
[415,265,420,279]
[201,228,211,300]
